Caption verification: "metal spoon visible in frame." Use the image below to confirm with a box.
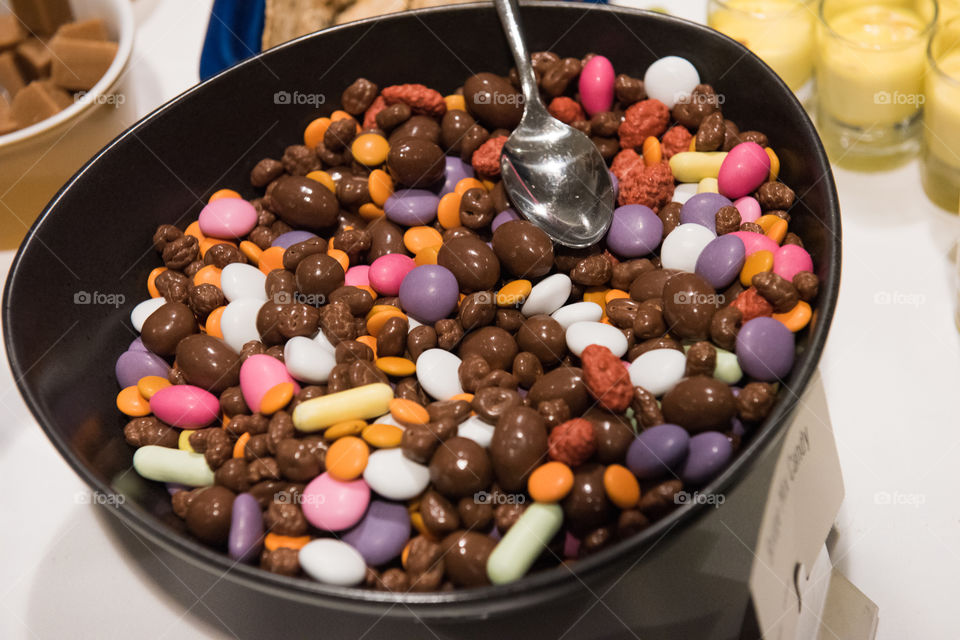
[493,0,615,248]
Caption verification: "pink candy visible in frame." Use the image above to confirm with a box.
[240,354,298,413]
[729,231,779,257]
[718,142,770,200]
[773,244,814,282]
[345,264,371,288]
[198,197,258,239]
[368,254,416,296]
[578,55,615,117]
[733,196,761,223]
[149,385,220,429]
[301,472,371,531]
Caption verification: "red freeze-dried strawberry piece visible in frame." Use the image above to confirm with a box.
[661,125,693,159]
[618,99,670,150]
[617,161,675,211]
[581,344,633,412]
[471,135,507,178]
[547,96,585,124]
[363,95,386,129]
[381,84,447,118]
[730,287,774,322]
[610,149,643,182]
[548,418,597,467]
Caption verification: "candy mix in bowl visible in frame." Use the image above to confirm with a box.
[118,51,819,591]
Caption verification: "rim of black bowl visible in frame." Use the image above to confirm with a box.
[3,1,841,617]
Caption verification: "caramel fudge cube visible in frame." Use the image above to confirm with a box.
[0,50,25,97]
[0,14,26,50]
[10,79,70,126]
[10,0,73,36]
[0,93,18,134]
[55,19,109,41]
[16,37,52,78]
[49,36,117,91]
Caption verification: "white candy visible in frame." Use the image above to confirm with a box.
[132,445,214,486]
[551,301,603,330]
[363,448,431,500]
[565,321,628,358]
[521,274,572,316]
[220,298,263,352]
[672,183,699,204]
[299,539,367,586]
[644,56,700,109]
[130,297,166,333]
[220,263,267,302]
[457,415,495,449]
[407,316,423,331]
[284,336,337,383]
[416,348,464,400]
[660,223,716,273]
[313,328,336,352]
[373,412,404,428]
[628,348,686,396]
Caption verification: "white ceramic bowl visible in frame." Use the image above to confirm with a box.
[0,0,134,150]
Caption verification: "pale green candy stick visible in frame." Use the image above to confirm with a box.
[487,502,563,585]
[714,348,743,384]
[133,445,215,486]
[668,151,727,183]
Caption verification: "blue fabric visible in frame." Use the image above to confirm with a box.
[199,0,266,81]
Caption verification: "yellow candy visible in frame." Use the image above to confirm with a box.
[376,356,417,377]
[368,169,393,206]
[583,288,608,311]
[136,375,171,399]
[293,383,394,432]
[325,420,368,440]
[178,429,196,452]
[669,151,728,183]
[362,422,404,448]
[697,177,719,193]
[305,170,336,193]
[352,133,390,166]
[444,94,466,112]
[740,250,774,286]
[766,147,780,182]
[497,280,532,306]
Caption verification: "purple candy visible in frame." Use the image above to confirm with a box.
[384,189,440,225]
[398,264,459,323]
[438,156,475,196]
[115,349,169,388]
[626,423,690,479]
[271,230,317,249]
[695,234,746,289]
[679,193,732,234]
[342,500,410,566]
[491,208,520,231]
[128,337,148,352]
[605,204,663,258]
[736,317,795,382]
[680,431,733,485]
[228,493,263,563]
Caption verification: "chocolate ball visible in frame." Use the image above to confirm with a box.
[428,437,492,498]
[562,464,612,536]
[528,366,589,415]
[268,175,339,231]
[661,376,737,433]
[388,115,441,145]
[185,486,235,546]
[516,315,567,365]
[441,110,476,154]
[662,273,719,340]
[438,236,500,293]
[492,220,554,278]
[464,72,524,129]
[458,326,518,371]
[490,406,548,491]
[387,137,445,187]
[367,217,407,261]
[295,253,345,298]
[175,334,240,394]
[442,530,496,587]
[629,268,679,301]
[140,302,198,356]
[584,408,635,463]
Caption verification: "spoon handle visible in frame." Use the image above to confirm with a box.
[494,0,545,113]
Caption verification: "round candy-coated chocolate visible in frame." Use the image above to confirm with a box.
[369,253,417,296]
[384,189,440,226]
[605,205,663,258]
[718,142,770,199]
[271,230,317,249]
[680,431,733,485]
[398,264,459,323]
[695,234,746,289]
[439,156,475,196]
[579,55,615,116]
[342,499,410,566]
[491,208,520,231]
[115,350,169,388]
[199,198,258,239]
[626,423,690,479]
[736,317,795,382]
[680,193,732,233]
[438,235,500,292]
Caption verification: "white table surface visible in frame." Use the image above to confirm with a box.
[2,1,959,638]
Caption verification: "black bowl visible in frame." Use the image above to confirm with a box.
[3,3,840,638]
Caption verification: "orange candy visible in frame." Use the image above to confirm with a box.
[193,264,222,288]
[147,267,166,298]
[603,464,641,509]
[352,133,390,166]
[330,109,354,122]
[325,436,370,481]
[359,203,385,220]
[199,237,235,257]
[414,246,439,266]
[258,246,286,275]
[233,432,251,458]
[449,392,474,403]
[366,307,407,337]
[328,248,349,272]
[404,226,443,254]
[758,215,788,244]
[496,280,532,307]
[305,170,336,193]
[377,356,416,377]
[642,136,662,166]
[259,382,294,415]
[368,169,394,206]
[239,240,262,265]
[454,178,485,195]
[444,94,466,112]
[740,250,774,286]
[766,147,780,181]
[605,288,629,303]
[264,533,311,551]
[204,306,226,338]
[325,419,367,440]
[356,334,378,356]
[390,398,430,425]
[437,191,463,229]
[528,462,575,503]
[136,375,170,399]
[184,221,205,241]
[304,117,332,148]
[116,386,150,417]
[773,300,812,332]
[362,422,404,448]
[209,188,241,202]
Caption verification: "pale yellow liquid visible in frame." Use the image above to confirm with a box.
[925,53,960,169]
[708,0,815,90]
[817,5,927,127]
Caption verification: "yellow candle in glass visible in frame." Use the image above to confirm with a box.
[816,1,934,129]
[707,0,815,91]
[922,19,960,211]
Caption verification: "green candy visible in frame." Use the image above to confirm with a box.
[487,502,563,585]
[714,347,743,384]
[133,445,215,487]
